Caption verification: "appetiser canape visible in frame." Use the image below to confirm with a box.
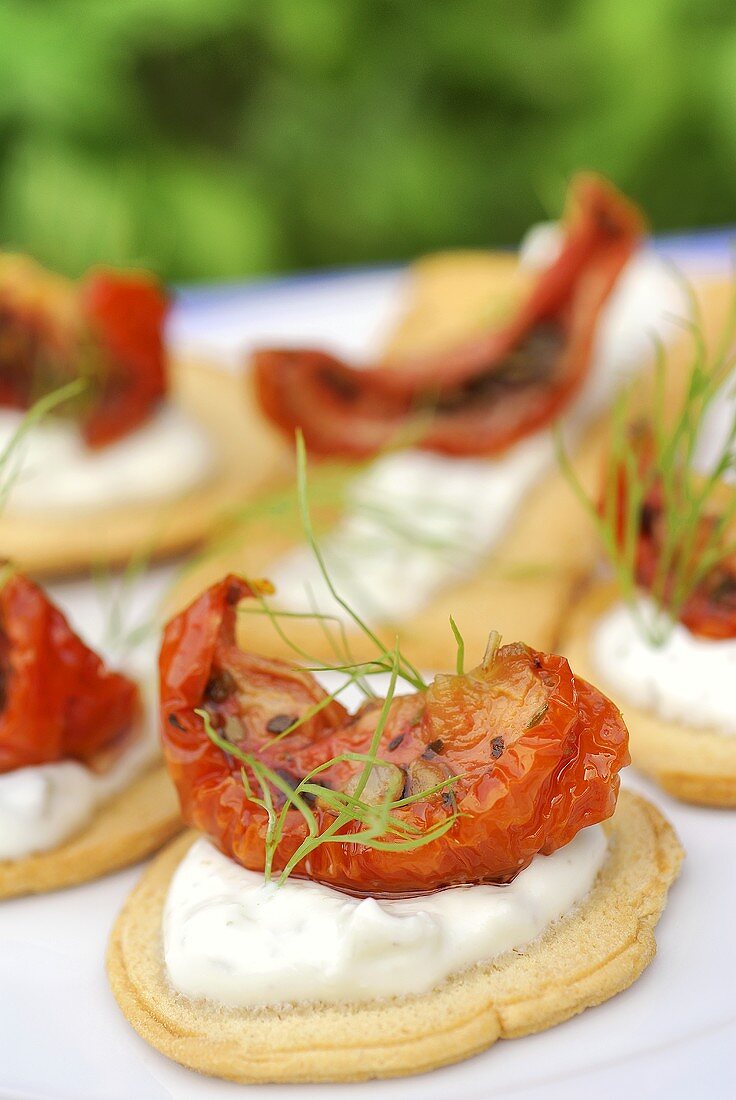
[109,563,681,1084]
[0,569,180,898]
[0,255,283,573]
[561,291,736,806]
[172,174,723,668]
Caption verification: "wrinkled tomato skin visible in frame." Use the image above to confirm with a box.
[0,574,141,773]
[253,174,644,460]
[160,575,630,894]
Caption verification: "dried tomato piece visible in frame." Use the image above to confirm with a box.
[637,494,736,639]
[0,257,168,448]
[77,270,168,448]
[0,573,141,773]
[253,174,644,459]
[160,576,629,894]
[610,425,736,639]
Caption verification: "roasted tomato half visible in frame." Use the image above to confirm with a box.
[613,424,736,639]
[160,575,629,894]
[0,573,141,773]
[253,173,644,460]
[77,270,168,447]
[0,255,168,448]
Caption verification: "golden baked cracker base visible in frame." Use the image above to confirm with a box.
[0,763,182,899]
[0,359,290,576]
[106,790,681,1084]
[564,583,736,807]
[169,263,733,669]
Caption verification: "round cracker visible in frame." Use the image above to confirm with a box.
[0,763,182,899]
[0,359,290,576]
[564,583,736,807]
[168,271,734,669]
[106,790,681,1084]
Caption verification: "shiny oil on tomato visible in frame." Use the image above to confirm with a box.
[160,575,629,894]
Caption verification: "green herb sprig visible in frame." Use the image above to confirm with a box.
[195,434,476,885]
[557,272,736,644]
[211,431,431,697]
[184,417,480,617]
[196,654,459,887]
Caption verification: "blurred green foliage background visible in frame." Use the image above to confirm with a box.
[1,0,735,283]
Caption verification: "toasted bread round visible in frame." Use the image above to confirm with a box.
[0,763,182,899]
[564,583,736,807]
[0,359,289,576]
[107,790,681,1084]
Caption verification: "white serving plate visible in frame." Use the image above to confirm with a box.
[1,241,735,1100]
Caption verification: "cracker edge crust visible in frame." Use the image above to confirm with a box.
[0,763,182,899]
[106,789,682,1084]
[564,583,736,808]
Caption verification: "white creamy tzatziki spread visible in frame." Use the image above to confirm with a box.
[270,229,686,625]
[0,403,215,514]
[162,824,607,1008]
[0,686,158,861]
[592,599,736,737]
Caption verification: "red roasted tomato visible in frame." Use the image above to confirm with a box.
[613,427,736,640]
[253,174,644,460]
[160,575,629,894]
[77,270,168,447]
[0,257,168,447]
[0,573,141,773]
